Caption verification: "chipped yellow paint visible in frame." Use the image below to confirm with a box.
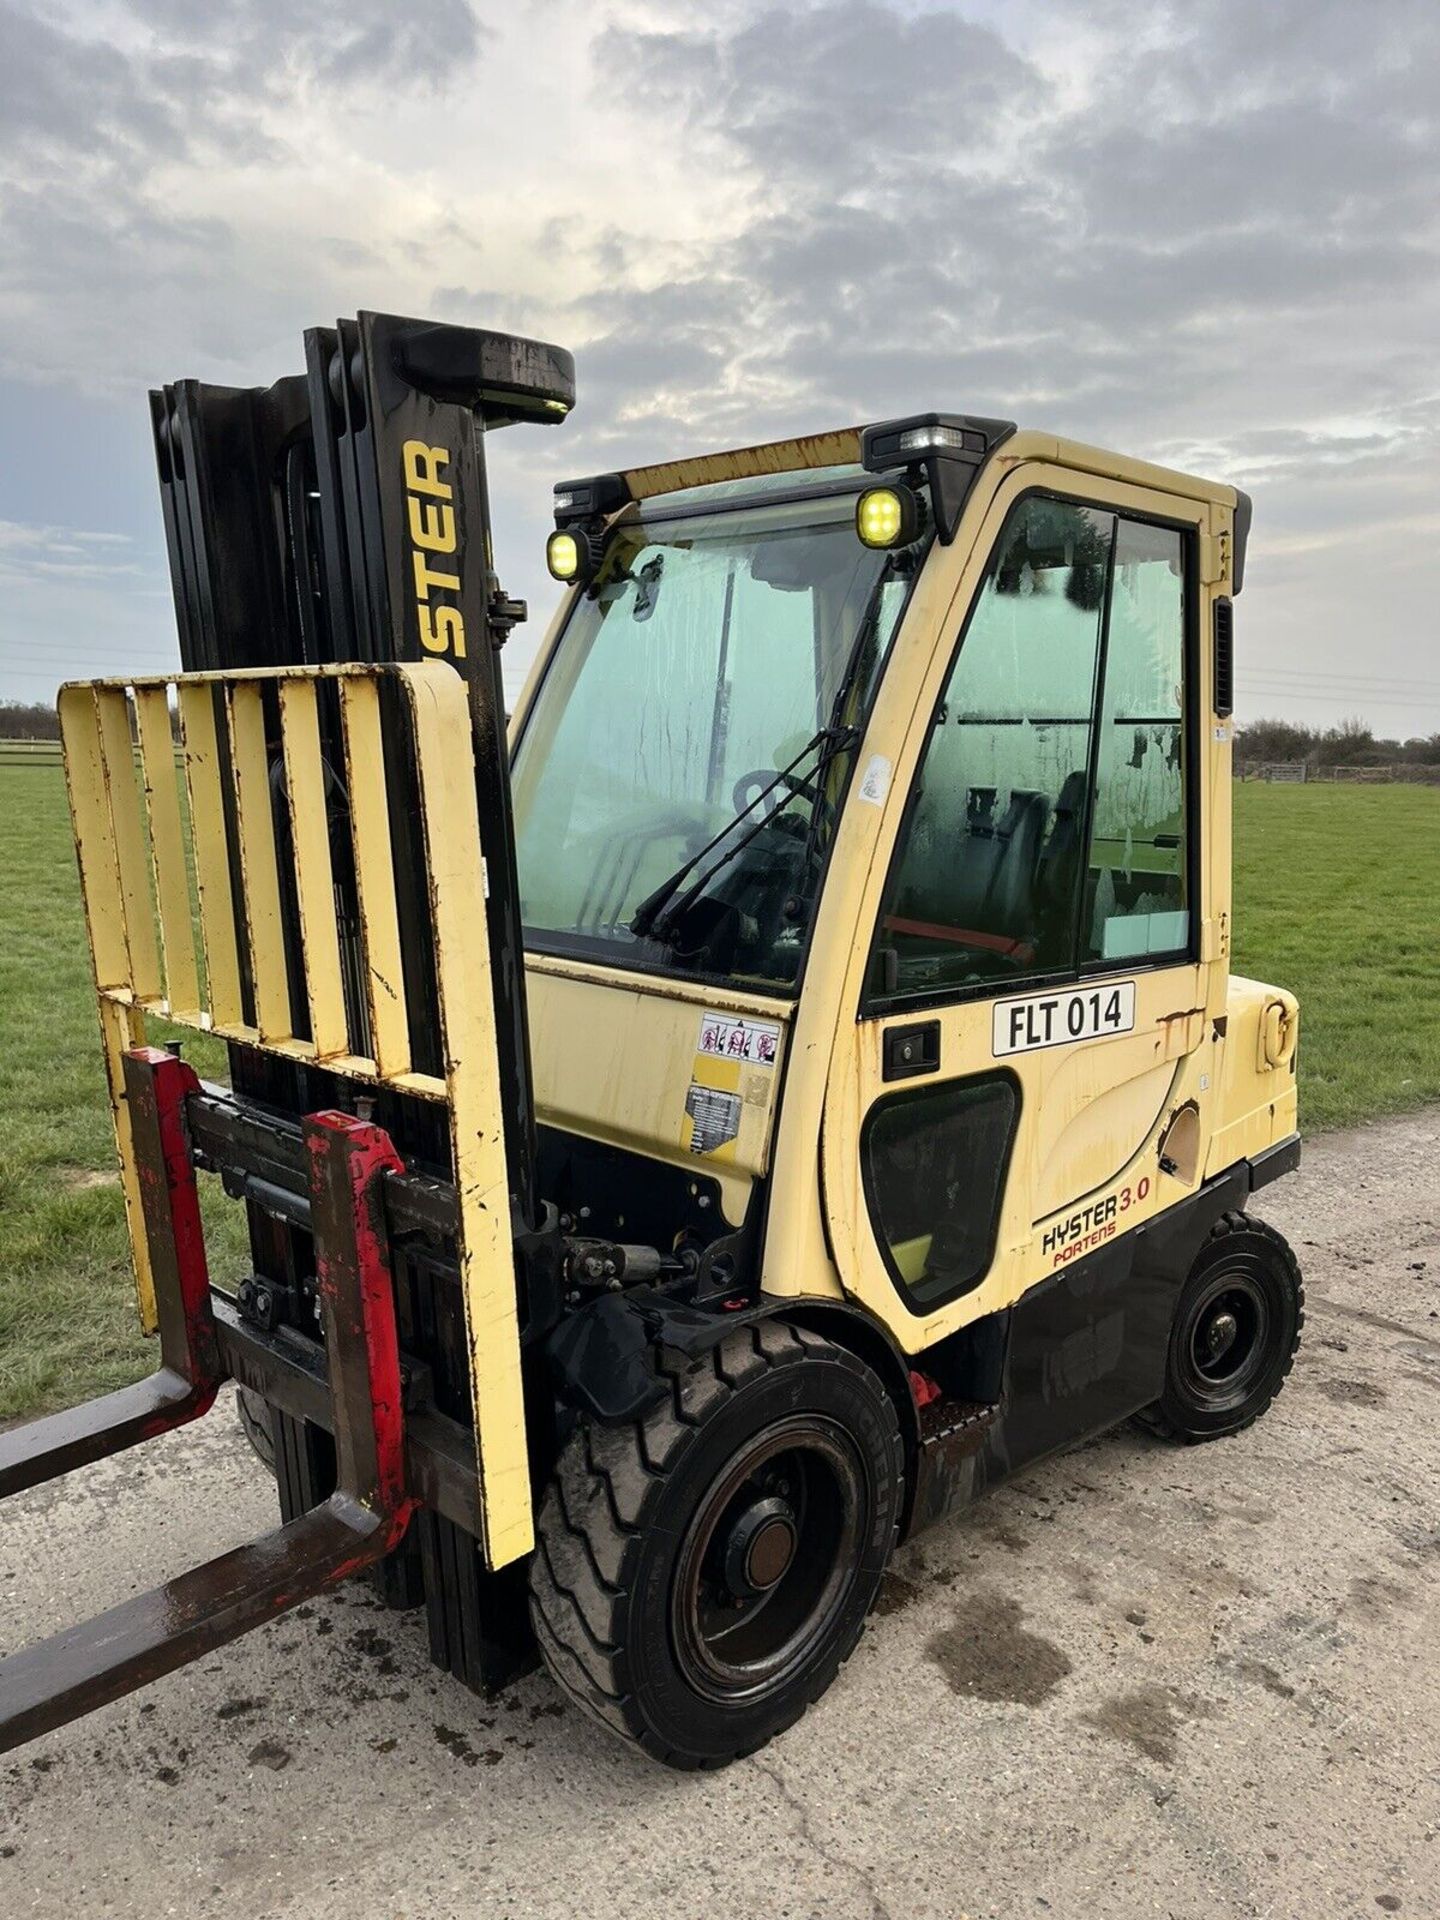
[226,680,292,1045]
[178,680,244,1029]
[58,684,156,1332]
[403,665,532,1566]
[339,675,412,1080]
[623,427,862,501]
[278,678,348,1060]
[133,684,199,1021]
[93,685,161,1001]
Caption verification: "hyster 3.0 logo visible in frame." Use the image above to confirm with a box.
[1041,1176,1152,1266]
[403,439,466,660]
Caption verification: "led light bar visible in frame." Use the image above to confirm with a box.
[860,412,1017,544]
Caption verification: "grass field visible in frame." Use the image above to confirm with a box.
[1228,783,1440,1134]
[0,768,246,1420]
[2,769,1437,1421]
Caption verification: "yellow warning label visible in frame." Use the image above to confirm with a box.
[680,1011,784,1160]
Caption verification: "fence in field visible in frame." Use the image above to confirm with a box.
[0,738,187,770]
[1325,763,1440,784]
[1237,760,1310,782]
[0,738,63,767]
[1235,759,1440,785]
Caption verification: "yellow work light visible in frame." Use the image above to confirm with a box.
[546,530,583,581]
[856,483,921,550]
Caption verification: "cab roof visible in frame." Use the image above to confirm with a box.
[619,425,1240,513]
[555,419,1248,586]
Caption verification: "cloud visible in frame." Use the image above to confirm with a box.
[0,519,140,583]
[0,0,1436,735]
[129,0,486,90]
[586,0,1440,447]
[606,3,1040,188]
[0,0,484,172]
[0,0,489,388]
[525,0,1440,737]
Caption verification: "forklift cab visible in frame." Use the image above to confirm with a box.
[510,420,1295,1418]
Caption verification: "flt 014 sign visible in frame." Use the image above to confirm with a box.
[992,980,1137,1057]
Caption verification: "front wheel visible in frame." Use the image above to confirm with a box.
[530,1320,904,1769]
[1136,1210,1304,1443]
[236,1385,276,1473]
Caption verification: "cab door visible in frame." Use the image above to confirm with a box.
[820,466,1226,1356]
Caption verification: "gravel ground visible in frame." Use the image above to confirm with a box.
[2,1111,1437,1920]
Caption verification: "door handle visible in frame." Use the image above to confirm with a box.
[882,1021,941,1081]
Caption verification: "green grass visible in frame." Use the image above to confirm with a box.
[1230,782,1440,1131]
[0,767,242,1420]
[1,769,1436,1421]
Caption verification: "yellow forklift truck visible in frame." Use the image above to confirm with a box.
[0,313,1302,1769]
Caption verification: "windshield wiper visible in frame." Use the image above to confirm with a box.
[629,729,831,941]
[630,724,858,944]
[629,548,906,951]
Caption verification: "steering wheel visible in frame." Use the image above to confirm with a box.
[732,766,822,817]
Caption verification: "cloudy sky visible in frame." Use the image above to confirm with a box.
[1,0,1436,736]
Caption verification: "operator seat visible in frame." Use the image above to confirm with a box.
[983,789,1048,933]
[1036,770,1087,917]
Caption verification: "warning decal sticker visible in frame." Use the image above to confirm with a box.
[697,1010,781,1068]
[683,1011,783,1159]
[685,1084,743,1155]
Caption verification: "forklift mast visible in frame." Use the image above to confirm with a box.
[0,316,575,1751]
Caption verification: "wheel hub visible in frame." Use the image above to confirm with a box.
[671,1416,864,1702]
[723,1496,797,1597]
[1184,1275,1270,1395]
[1201,1307,1240,1365]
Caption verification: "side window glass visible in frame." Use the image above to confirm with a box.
[1083,519,1188,962]
[873,497,1111,998]
[863,1075,1019,1309]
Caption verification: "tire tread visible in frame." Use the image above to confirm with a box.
[1135,1209,1304,1444]
[529,1319,902,1769]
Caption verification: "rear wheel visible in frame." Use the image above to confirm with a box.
[1136,1211,1304,1443]
[530,1319,903,1769]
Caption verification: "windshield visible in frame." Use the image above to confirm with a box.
[512,487,919,992]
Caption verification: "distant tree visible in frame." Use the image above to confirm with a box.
[1314,715,1385,768]
[0,700,61,740]
[1234,715,1440,779]
[1234,716,1316,764]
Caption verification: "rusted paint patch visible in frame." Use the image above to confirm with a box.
[624,427,863,502]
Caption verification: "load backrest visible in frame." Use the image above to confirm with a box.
[58,659,535,1565]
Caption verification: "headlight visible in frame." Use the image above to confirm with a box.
[856,483,921,550]
[546,530,585,582]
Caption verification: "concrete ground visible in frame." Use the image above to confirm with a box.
[2,1113,1437,1920]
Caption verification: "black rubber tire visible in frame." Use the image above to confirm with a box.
[529,1319,904,1769]
[236,1385,276,1475]
[1135,1210,1304,1444]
